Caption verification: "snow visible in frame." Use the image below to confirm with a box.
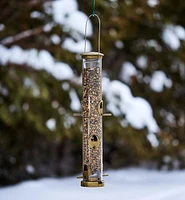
[115,40,124,49]
[52,101,59,109]
[174,25,185,40]
[9,104,16,113]
[62,82,70,91]
[0,23,5,31]
[51,62,74,80]
[162,25,185,50]
[163,155,172,163]
[166,112,176,126]
[0,168,185,200]
[23,77,34,87]
[148,0,159,7]
[52,0,78,25]
[136,55,148,69]
[120,62,138,84]
[126,97,159,132]
[50,34,61,45]
[46,118,56,131]
[147,40,162,52]
[58,107,65,115]
[30,11,43,19]
[147,132,159,147]
[0,84,9,96]
[171,60,185,80]
[49,0,93,53]
[153,12,162,20]
[0,0,167,146]
[52,0,92,37]
[150,71,172,92]
[35,50,54,70]
[69,89,81,111]
[64,114,76,129]
[159,109,176,127]
[62,38,92,53]
[26,165,35,174]
[23,78,40,97]
[162,26,180,50]
[0,45,74,81]
[103,78,159,138]
[10,46,28,64]
[65,11,92,36]
[43,23,54,32]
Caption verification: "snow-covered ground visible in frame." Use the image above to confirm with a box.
[0,168,185,200]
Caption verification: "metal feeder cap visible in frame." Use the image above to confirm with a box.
[81,52,104,59]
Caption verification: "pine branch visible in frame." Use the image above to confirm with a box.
[0,26,43,45]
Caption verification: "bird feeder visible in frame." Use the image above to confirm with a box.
[74,14,111,187]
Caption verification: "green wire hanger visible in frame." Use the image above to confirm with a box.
[92,0,95,16]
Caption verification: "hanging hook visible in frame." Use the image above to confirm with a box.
[84,14,101,53]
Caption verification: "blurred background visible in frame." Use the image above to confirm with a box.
[0,0,185,186]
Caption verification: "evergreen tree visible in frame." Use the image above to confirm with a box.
[0,0,184,185]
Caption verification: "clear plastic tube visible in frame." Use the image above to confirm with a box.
[81,52,104,187]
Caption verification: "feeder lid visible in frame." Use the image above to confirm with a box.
[81,52,104,59]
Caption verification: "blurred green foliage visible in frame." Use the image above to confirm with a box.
[0,0,184,185]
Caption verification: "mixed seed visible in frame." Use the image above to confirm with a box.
[82,58,103,179]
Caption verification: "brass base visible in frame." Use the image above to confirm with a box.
[81,180,104,187]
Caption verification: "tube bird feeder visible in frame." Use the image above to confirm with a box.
[75,14,111,187]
